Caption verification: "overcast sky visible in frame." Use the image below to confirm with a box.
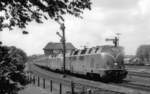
[1,0,150,56]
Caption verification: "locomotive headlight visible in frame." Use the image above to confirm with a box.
[114,62,118,66]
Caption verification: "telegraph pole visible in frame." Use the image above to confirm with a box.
[56,23,66,77]
[61,23,66,74]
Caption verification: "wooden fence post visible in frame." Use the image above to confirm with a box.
[82,86,86,94]
[33,76,35,85]
[50,80,53,92]
[31,75,33,84]
[29,73,32,82]
[43,78,45,88]
[71,81,74,94]
[60,83,62,94]
[38,76,40,87]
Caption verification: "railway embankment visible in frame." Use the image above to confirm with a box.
[27,62,150,94]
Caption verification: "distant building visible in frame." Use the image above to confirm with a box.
[136,45,150,65]
[43,42,76,56]
[124,55,134,64]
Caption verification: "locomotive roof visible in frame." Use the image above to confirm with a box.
[100,45,123,49]
[67,45,124,56]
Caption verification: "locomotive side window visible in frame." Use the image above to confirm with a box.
[95,47,99,53]
[74,50,79,55]
[81,49,87,54]
[91,48,96,54]
[85,49,89,54]
[70,50,74,55]
[88,48,92,54]
[97,47,102,53]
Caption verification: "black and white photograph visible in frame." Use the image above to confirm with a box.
[1,0,150,94]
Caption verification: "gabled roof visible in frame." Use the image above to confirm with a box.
[43,42,76,50]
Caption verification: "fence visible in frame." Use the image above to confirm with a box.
[27,72,92,94]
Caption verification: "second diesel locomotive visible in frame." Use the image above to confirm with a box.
[35,45,128,82]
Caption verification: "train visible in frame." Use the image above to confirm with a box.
[35,44,128,82]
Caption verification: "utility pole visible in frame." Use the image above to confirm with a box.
[61,23,66,75]
[56,23,66,77]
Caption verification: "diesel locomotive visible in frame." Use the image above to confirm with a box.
[35,44,128,82]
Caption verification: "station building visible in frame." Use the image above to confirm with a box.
[43,42,76,56]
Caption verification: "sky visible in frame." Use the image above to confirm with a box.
[1,0,150,56]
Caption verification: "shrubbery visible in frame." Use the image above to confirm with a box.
[0,45,29,94]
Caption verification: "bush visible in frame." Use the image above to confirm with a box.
[0,45,29,94]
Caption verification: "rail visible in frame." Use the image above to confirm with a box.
[128,71,150,78]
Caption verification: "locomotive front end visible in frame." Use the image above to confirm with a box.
[100,46,128,82]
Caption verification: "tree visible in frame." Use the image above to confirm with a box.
[0,0,92,31]
[8,46,28,71]
[0,45,29,94]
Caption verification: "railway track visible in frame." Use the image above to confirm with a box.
[29,63,150,94]
[126,71,150,86]
[128,71,150,78]
[115,81,150,92]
